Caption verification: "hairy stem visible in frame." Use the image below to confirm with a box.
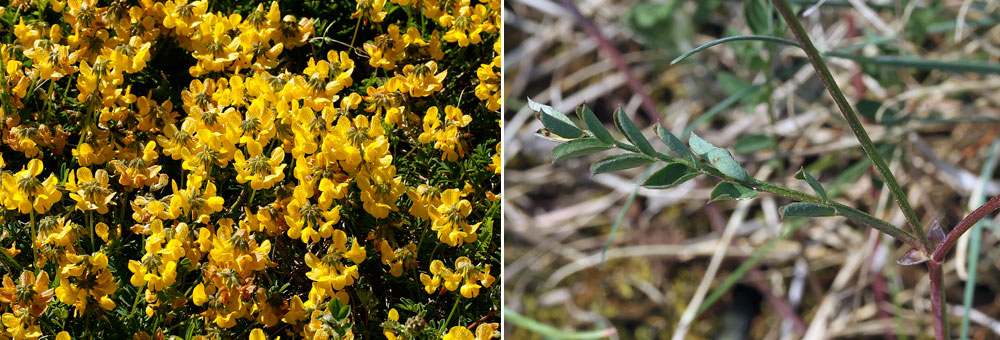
[932,194,1000,262]
[771,0,930,252]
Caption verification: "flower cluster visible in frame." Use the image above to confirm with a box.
[0,0,500,339]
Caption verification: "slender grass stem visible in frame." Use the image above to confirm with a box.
[771,0,930,251]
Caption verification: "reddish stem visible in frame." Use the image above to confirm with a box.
[558,0,662,123]
[926,261,948,339]
[932,195,1000,262]
[467,310,497,330]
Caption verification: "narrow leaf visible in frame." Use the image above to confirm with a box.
[896,249,929,266]
[580,104,615,144]
[504,308,615,339]
[643,163,700,189]
[614,108,657,156]
[655,124,696,163]
[529,97,583,139]
[794,168,828,203]
[671,36,801,65]
[826,52,1000,74]
[779,202,834,218]
[710,182,758,201]
[552,139,611,161]
[590,153,655,176]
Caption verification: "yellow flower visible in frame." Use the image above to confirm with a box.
[418,106,472,162]
[407,184,441,220]
[396,61,447,97]
[168,174,225,223]
[162,0,208,37]
[304,229,366,292]
[234,140,286,190]
[0,159,62,214]
[351,0,387,24]
[2,310,43,340]
[379,241,416,277]
[357,164,405,219]
[442,326,473,340]
[488,142,500,174]
[429,189,480,247]
[0,270,54,317]
[65,167,116,214]
[56,251,118,316]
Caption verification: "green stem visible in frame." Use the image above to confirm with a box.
[88,210,95,251]
[648,150,920,248]
[503,308,615,339]
[129,284,146,318]
[442,295,462,332]
[771,0,930,252]
[349,16,362,48]
[30,210,37,271]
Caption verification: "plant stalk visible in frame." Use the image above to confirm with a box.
[771,0,931,252]
[927,261,948,339]
[932,194,1000,262]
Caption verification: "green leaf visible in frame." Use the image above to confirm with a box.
[655,124,697,163]
[671,36,800,65]
[591,153,655,176]
[779,202,835,218]
[733,133,776,154]
[580,104,615,144]
[690,133,750,182]
[528,97,583,139]
[826,51,1000,74]
[794,168,828,203]
[710,182,758,201]
[643,163,700,189]
[707,149,750,182]
[717,72,752,95]
[743,0,771,35]
[613,107,657,156]
[688,132,715,157]
[504,308,614,339]
[552,139,611,161]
